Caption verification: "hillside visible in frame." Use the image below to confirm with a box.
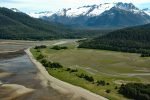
[0,7,73,40]
[86,7,150,28]
[79,23,150,56]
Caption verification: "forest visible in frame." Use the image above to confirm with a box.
[0,7,110,40]
[79,23,150,57]
[119,83,150,100]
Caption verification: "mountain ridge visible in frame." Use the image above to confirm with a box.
[26,2,150,29]
[28,2,149,18]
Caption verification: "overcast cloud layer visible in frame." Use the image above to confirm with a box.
[0,0,150,12]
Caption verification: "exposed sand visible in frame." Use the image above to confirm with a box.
[0,72,12,78]
[0,83,34,100]
[25,48,108,100]
[52,41,68,46]
[2,84,34,94]
[121,73,150,76]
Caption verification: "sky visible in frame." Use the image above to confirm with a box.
[0,0,150,13]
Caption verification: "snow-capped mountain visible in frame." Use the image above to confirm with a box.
[29,11,54,18]
[10,8,20,12]
[29,2,148,18]
[28,2,150,28]
[55,3,115,17]
[143,8,150,16]
[28,3,115,18]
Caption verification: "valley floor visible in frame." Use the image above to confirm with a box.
[30,41,150,100]
[1,40,100,100]
[26,48,107,100]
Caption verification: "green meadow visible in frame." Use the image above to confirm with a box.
[31,42,150,100]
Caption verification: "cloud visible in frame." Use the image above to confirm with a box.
[0,0,23,3]
[0,0,150,12]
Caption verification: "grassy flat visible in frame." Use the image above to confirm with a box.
[31,42,150,100]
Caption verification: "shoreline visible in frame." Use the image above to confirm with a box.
[25,48,108,100]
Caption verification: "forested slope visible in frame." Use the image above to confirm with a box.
[0,7,73,40]
[79,23,150,56]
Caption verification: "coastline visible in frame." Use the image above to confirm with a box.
[25,48,108,100]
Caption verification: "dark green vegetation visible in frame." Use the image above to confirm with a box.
[119,83,150,100]
[31,42,150,100]
[79,23,150,57]
[77,73,94,82]
[41,59,63,68]
[72,29,112,38]
[31,43,150,100]
[0,8,77,40]
[0,7,111,40]
[34,45,47,49]
[31,46,125,100]
[51,45,68,50]
[34,46,63,68]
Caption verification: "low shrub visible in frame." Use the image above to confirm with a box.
[36,54,44,60]
[77,73,94,82]
[106,89,111,93]
[50,62,63,68]
[51,46,68,50]
[66,68,78,73]
[34,45,47,49]
[40,59,63,68]
[97,80,106,86]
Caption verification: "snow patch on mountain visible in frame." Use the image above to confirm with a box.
[143,8,150,16]
[29,11,54,18]
[55,3,115,17]
[115,2,146,15]
[27,2,150,18]
[10,8,20,12]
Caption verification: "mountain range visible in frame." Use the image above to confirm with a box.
[0,7,109,40]
[27,2,150,29]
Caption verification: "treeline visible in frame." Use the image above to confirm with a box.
[34,45,63,68]
[36,54,63,68]
[79,23,150,57]
[40,59,63,68]
[34,45,47,49]
[51,45,68,50]
[77,73,94,82]
[119,83,150,100]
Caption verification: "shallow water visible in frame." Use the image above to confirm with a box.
[0,54,41,89]
[0,54,74,100]
[0,40,85,100]
[0,55,37,74]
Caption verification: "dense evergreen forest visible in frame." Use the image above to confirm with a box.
[0,7,110,40]
[119,83,150,100]
[79,23,150,57]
